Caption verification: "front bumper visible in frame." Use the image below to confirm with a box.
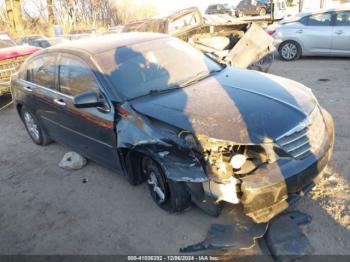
[240,108,334,223]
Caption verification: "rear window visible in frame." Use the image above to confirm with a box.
[168,12,202,34]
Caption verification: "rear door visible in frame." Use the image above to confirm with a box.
[55,53,120,169]
[23,53,63,139]
[332,10,350,56]
[298,12,333,55]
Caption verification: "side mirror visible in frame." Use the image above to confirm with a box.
[73,91,105,108]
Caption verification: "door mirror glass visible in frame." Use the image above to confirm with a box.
[73,91,105,108]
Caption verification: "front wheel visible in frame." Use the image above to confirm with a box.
[141,156,191,212]
[278,40,302,61]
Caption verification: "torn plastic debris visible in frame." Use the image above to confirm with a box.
[180,221,268,252]
[180,209,312,254]
[263,211,313,259]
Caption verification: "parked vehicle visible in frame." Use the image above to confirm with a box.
[235,0,272,17]
[268,7,350,60]
[0,33,40,95]
[122,7,275,73]
[11,33,334,223]
[18,35,51,48]
[205,3,235,16]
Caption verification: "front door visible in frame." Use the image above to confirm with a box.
[332,11,350,56]
[298,12,333,55]
[55,54,120,169]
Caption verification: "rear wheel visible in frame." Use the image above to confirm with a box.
[141,156,191,212]
[21,106,52,145]
[278,40,302,61]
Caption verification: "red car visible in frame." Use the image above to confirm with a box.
[0,33,41,95]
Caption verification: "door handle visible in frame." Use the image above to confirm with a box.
[53,98,66,106]
[23,86,32,92]
[335,30,344,35]
[296,29,303,34]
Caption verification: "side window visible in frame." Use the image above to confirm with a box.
[59,56,99,96]
[307,13,332,26]
[336,11,350,26]
[27,55,57,89]
[299,16,309,25]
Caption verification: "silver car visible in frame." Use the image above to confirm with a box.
[269,7,350,60]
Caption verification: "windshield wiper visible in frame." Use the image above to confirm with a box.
[146,86,181,96]
[180,68,224,87]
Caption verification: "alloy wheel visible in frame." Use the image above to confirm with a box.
[23,112,40,141]
[142,157,168,204]
[281,43,298,60]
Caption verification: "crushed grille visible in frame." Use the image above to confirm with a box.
[276,106,326,159]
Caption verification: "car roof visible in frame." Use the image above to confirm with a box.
[48,32,169,55]
[300,6,350,17]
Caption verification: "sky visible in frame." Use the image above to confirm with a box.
[151,0,240,14]
[0,0,240,17]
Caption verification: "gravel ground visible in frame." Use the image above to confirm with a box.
[269,57,350,255]
[0,57,349,255]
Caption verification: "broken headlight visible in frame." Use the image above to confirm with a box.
[178,131,203,152]
[178,132,276,181]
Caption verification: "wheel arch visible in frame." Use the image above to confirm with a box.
[278,39,303,60]
[278,36,304,53]
[16,103,23,116]
[119,145,208,186]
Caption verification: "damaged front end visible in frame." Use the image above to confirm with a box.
[186,23,276,73]
[122,7,275,73]
[117,103,289,223]
[117,98,334,224]
[179,134,289,223]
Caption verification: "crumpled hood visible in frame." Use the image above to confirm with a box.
[131,67,317,144]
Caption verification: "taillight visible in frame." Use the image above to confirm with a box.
[267,29,275,36]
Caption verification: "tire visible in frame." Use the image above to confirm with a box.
[278,40,302,61]
[20,106,52,145]
[141,156,191,212]
[259,8,267,16]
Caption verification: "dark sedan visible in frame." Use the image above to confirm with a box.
[10,33,334,223]
[235,0,271,17]
[205,4,235,16]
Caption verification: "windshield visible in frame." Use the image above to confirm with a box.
[95,37,223,100]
